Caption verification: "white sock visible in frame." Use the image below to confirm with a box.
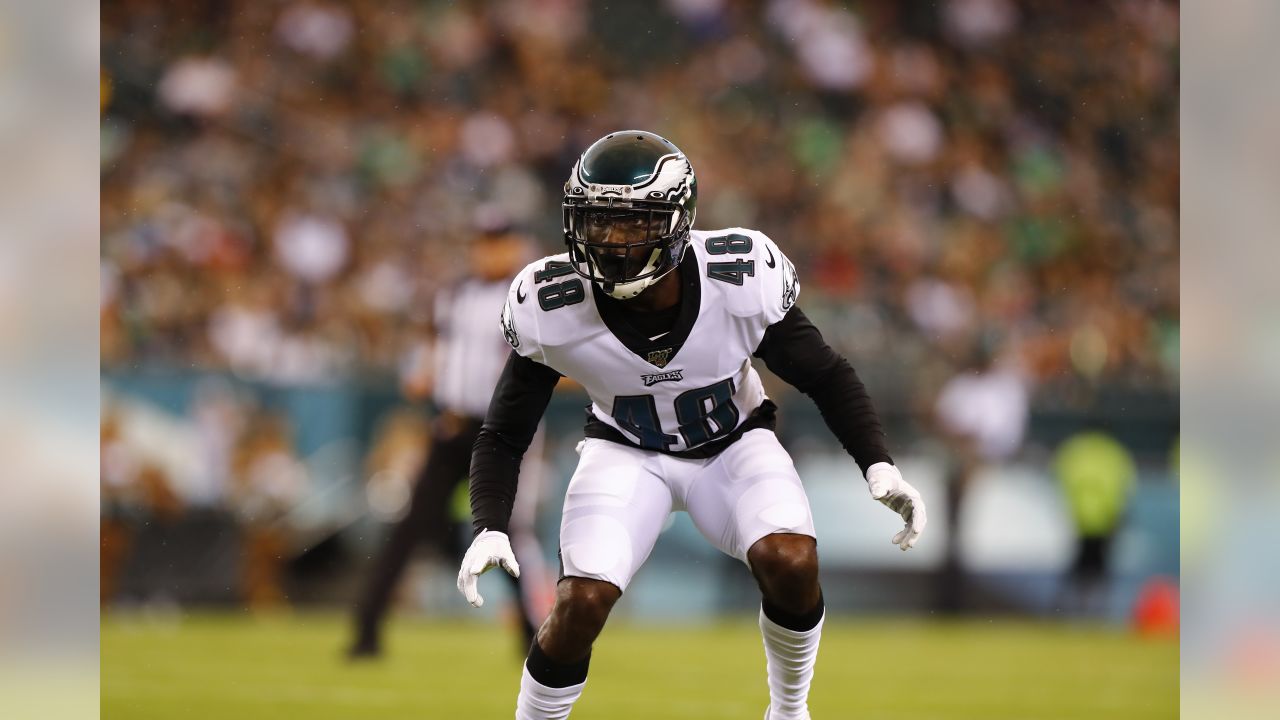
[759,606,824,720]
[516,665,586,720]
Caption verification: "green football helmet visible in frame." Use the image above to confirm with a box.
[562,130,697,299]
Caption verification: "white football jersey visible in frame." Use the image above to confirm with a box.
[500,228,800,454]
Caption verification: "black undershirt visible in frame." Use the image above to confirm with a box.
[591,251,702,365]
[613,301,680,341]
[468,305,892,535]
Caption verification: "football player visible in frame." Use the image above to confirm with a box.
[458,130,926,720]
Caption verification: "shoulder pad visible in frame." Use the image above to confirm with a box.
[500,257,549,363]
[501,253,597,363]
[694,228,799,324]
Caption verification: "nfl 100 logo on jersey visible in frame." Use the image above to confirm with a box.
[645,347,673,368]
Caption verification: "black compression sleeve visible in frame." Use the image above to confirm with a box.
[469,351,561,535]
[753,306,892,476]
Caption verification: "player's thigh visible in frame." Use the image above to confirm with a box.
[559,439,673,592]
[685,430,815,562]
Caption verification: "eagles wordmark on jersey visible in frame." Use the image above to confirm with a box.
[501,227,798,455]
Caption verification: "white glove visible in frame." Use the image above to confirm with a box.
[866,462,927,551]
[456,529,520,608]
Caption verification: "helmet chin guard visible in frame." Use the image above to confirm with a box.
[598,244,685,299]
[563,130,697,299]
[602,277,654,300]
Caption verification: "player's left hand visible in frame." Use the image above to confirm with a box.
[456,529,520,608]
[866,462,927,551]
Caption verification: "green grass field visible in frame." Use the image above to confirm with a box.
[102,613,1176,719]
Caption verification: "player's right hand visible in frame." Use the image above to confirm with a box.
[456,529,520,608]
[866,462,927,551]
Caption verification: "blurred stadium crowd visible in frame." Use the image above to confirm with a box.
[101,0,1178,394]
[99,0,1179,615]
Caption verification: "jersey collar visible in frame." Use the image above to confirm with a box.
[592,249,701,369]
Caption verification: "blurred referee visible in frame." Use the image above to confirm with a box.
[349,212,551,659]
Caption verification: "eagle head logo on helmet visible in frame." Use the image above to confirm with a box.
[562,130,697,300]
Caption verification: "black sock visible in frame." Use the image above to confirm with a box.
[526,640,591,688]
[762,590,825,632]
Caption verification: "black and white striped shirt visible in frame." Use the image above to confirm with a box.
[432,278,514,418]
